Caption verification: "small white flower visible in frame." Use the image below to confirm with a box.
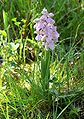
[41,8,48,14]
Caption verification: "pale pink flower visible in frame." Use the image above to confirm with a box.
[33,8,59,50]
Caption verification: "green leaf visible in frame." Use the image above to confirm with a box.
[0,30,7,37]
[3,10,9,30]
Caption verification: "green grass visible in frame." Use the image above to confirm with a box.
[0,0,84,119]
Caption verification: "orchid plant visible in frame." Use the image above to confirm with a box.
[33,8,60,99]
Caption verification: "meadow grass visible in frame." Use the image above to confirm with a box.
[0,0,84,119]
